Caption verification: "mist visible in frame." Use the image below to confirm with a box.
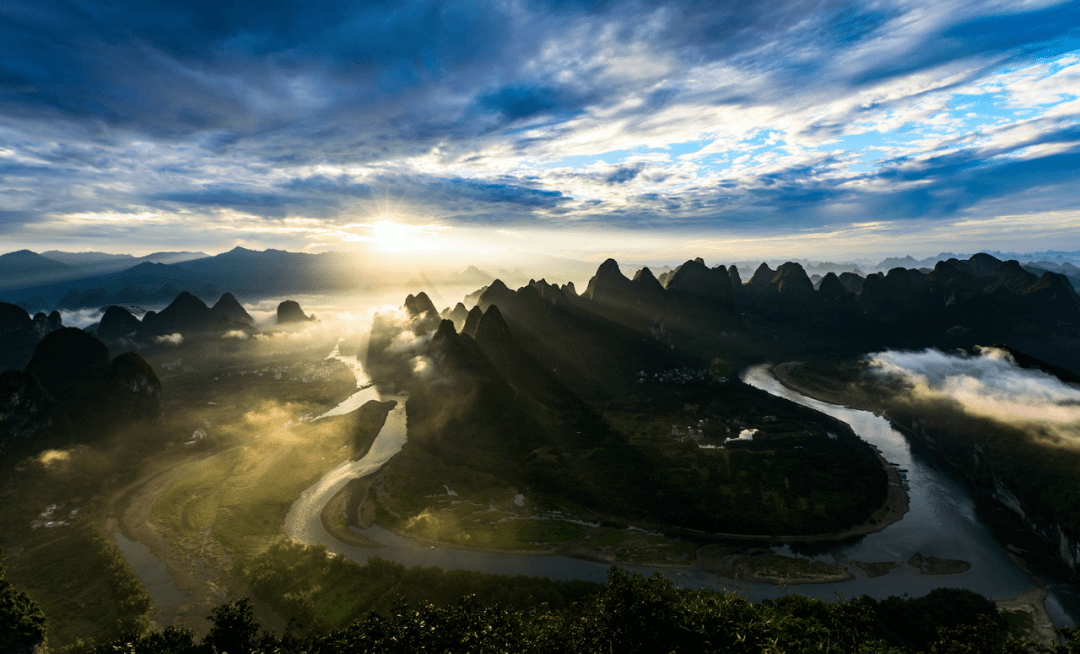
[867,347,1080,441]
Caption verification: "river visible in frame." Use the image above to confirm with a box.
[283,354,1077,625]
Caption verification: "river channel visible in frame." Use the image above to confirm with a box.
[283,353,1077,626]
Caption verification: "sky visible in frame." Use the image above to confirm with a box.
[2,0,1079,263]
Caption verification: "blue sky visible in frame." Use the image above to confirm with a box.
[1,0,1079,262]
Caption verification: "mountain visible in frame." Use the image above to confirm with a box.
[41,251,133,266]
[366,274,887,537]
[2,257,227,309]
[0,250,209,297]
[277,300,315,324]
[97,305,144,341]
[175,246,361,294]
[2,328,163,460]
[138,291,254,337]
[0,249,68,273]
[0,302,63,372]
[577,251,1080,373]
[41,250,206,267]
[0,250,70,289]
[363,250,1080,548]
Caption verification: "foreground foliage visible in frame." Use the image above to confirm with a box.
[80,568,1078,654]
[0,549,46,654]
[240,540,599,633]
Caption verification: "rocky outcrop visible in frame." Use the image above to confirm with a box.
[745,263,777,297]
[582,259,665,318]
[277,300,315,324]
[98,305,142,341]
[441,302,470,332]
[462,306,483,337]
[770,262,816,306]
[529,279,574,308]
[817,273,847,301]
[2,328,162,460]
[988,475,1080,573]
[105,352,164,422]
[728,265,745,301]
[0,303,42,372]
[138,291,256,337]
[1,304,63,372]
[25,328,112,401]
[838,272,864,294]
[474,305,513,346]
[31,311,62,340]
[212,292,255,325]
[139,291,210,335]
[895,404,1080,577]
[663,259,733,306]
[0,369,76,459]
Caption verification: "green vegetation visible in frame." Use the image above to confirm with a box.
[81,567,1080,654]
[0,345,358,649]
[0,520,152,649]
[0,549,46,654]
[0,418,163,649]
[598,378,888,535]
[376,373,887,557]
[150,365,382,564]
[240,539,598,633]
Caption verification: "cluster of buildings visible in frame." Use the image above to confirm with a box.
[635,368,728,385]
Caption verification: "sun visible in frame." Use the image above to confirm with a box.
[370,219,441,252]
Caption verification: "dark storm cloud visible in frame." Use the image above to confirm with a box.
[605,165,644,184]
[153,186,340,219]
[851,2,1080,86]
[0,0,524,136]
[477,85,589,122]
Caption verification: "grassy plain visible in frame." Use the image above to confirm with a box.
[145,346,367,564]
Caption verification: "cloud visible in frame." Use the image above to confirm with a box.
[476,84,586,122]
[867,346,1080,429]
[153,186,340,219]
[154,333,184,345]
[1,0,1079,252]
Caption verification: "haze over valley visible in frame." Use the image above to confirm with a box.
[4,245,1080,652]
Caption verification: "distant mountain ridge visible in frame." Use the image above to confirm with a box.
[6,245,1080,313]
[436,251,1080,377]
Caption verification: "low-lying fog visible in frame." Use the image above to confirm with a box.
[869,347,1080,443]
[62,284,484,357]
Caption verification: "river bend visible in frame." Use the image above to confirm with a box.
[281,357,1077,624]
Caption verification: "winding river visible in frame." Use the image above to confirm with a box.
[283,354,1077,625]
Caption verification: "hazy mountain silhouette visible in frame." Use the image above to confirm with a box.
[277,300,315,324]
[2,328,163,460]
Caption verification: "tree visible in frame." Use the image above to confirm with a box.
[0,549,47,654]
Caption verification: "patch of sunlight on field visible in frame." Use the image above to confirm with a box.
[152,406,357,561]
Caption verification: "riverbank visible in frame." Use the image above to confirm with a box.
[996,587,1058,646]
[772,361,878,411]
[102,447,278,636]
[314,437,911,583]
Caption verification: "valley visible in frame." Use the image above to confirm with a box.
[4,251,1080,651]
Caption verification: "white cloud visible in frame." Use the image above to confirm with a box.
[868,347,1080,428]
